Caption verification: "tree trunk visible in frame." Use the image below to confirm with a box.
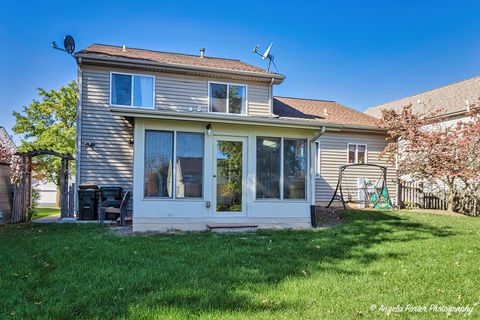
[447,191,455,212]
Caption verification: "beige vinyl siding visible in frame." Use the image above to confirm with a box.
[248,84,271,116]
[79,68,134,190]
[155,75,208,112]
[83,65,271,115]
[315,131,397,206]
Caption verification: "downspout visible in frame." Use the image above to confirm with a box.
[269,77,275,116]
[310,126,326,227]
[74,57,82,216]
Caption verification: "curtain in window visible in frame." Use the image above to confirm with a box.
[133,75,153,107]
[357,145,366,164]
[144,131,174,197]
[176,132,204,198]
[210,83,227,112]
[348,145,356,164]
[283,139,306,199]
[256,137,281,199]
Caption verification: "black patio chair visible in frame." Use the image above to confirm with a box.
[99,191,131,225]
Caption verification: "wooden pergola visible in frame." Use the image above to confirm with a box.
[11,150,75,222]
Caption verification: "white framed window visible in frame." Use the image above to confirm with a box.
[347,144,367,164]
[110,72,155,108]
[256,137,307,200]
[144,130,204,199]
[209,82,247,114]
[315,141,321,177]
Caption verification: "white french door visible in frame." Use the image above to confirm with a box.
[212,136,247,215]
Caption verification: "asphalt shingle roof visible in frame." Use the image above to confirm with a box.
[77,44,276,75]
[273,97,380,128]
[364,76,480,118]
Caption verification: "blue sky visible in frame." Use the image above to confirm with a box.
[1,1,480,142]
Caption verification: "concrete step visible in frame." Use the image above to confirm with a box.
[206,223,258,233]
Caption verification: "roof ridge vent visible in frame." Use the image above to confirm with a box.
[122,44,127,52]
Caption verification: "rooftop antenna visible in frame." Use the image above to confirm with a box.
[253,42,277,73]
[51,35,76,56]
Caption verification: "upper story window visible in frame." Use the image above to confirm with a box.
[111,72,154,108]
[209,82,247,114]
[348,144,367,164]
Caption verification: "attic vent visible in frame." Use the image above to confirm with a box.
[323,108,329,116]
[200,48,205,58]
[122,44,127,52]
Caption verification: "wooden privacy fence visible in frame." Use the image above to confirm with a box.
[68,183,75,216]
[399,181,449,210]
[399,181,424,209]
[424,193,448,210]
[11,185,26,223]
[10,183,75,223]
[400,180,480,215]
[0,162,12,224]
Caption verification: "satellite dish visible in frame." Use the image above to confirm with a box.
[52,35,76,57]
[252,42,277,73]
[64,35,75,54]
[262,43,273,60]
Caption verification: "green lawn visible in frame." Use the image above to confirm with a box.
[1,210,479,319]
[32,208,60,220]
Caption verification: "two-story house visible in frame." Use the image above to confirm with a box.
[75,44,396,232]
[365,76,480,127]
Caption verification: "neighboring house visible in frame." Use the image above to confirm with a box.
[365,76,480,197]
[0,126,15,150]
[365,76,480,126]
[74,44,396,232]
[34,181,58,207]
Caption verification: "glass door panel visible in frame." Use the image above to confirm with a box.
[215,138,245,213]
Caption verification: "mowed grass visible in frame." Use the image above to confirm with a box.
[1,210,479,319]
[32,208,60,220]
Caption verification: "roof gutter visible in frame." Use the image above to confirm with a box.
[74,54,286,84]
[431,108,470,120]
[110,108,387,132]
[110,107,323,130]
[320,122,387,132]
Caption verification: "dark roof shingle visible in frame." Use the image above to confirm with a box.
[273,97,380,128]
[77,44,276,75]
[365,76,480,118]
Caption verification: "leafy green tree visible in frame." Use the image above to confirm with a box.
[12,81,77,204]
[217,141,243,211]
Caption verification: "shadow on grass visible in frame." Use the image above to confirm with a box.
[0,210,456,319]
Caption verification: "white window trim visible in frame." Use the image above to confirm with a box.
[143,129,205,200]
[110,71,155,109]
[255,136,308,201]
[347,143,368,164]
[208,81,248,115]
[315,141,321,178]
